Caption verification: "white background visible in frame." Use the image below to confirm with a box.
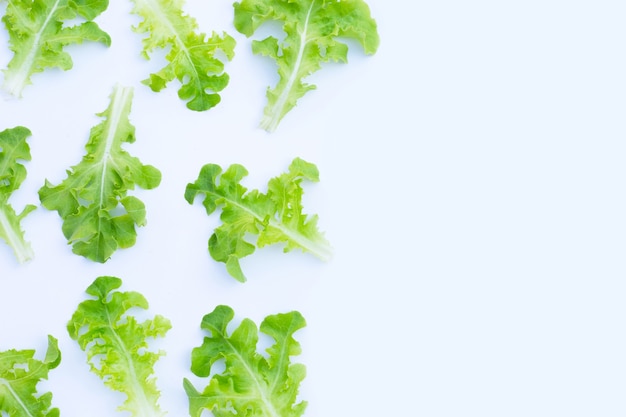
[1,0,626,416]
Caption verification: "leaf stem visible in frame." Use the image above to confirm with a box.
[3,0,63,97]
[260,1,317,132]
[0,206,34,263]
[213,192,331,261]
[0,378,37,417]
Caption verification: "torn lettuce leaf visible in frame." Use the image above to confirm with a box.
[184,157,331,282]
[1,0,111,97]
[184,305,307,417]
[0,126,36,263]
[38,85,161,263]
[130,0,236,111]
[0,335,61,417]
[233,0,380,131]
[67,276,171,417]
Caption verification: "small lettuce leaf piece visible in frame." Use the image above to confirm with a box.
[1,0,111,97]
[67,276,171,417]
[130,0,236,111]
[38,85,161,263]
[184,305,307,417]
[0,335,61,417]
[185,157,331,282]
[233,0,380,132]
[0,126,36,263]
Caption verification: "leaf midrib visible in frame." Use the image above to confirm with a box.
[0,361,48,417]
[5,0,64,95]
[136,0,202,94]
[207,325,280,417]
[104,306,157,417]
[204,188,329,260]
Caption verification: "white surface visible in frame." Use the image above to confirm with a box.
[1,1,626,416]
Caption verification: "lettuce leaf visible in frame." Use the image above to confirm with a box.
[38,85,161,263]
[1,0,111,97]
[0,335,61,417]
[233,0,380,132]
[130,0,236,111]
[184,305,307,417]
[67,276,171,417]
[184,157,331,282]
[0,126,36,263]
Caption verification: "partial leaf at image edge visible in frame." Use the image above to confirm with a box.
[0,335,61,417]
[1,0,111,97]
[184,305,307,417]
[0,126,36,263]
[233,0,380,132]
[67,276,171,417]
[38,84,162,263]
[184,157,331,282]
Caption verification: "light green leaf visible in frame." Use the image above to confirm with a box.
[185,157,331,282]
[67,276,171,417]
[0,126,35,263]
[38,85,161,263]
[130,0,236,111]
[0,335,61,417]
[1,0,111,97]
[184,305,307,417]
[233,0,380,131]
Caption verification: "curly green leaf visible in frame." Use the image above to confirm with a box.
[184,305,307,417]
[130,0,236,111]
[67,276,171,417]
[2,0,111,97]
[185,157,331,282]
[233,0,379,131]
[0,126,35,263]
[38,85,161,263]
[0,335,61,417]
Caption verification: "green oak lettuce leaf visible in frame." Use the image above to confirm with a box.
[184,305,307,417]
[184,157,331,282]
[67,276,171,417]
[1,0,111,97]
[0,335,61,417]
[233,0,380,132]
[130,0,236,111]
[0,126,36,263]
[38,85,161,263]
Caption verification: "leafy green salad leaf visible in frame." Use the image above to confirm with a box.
[0,126,36,263]
[38,84,161,263]
[233,0,380,132]
[1,0,111,97]
[67,276,171,417]
[185,157,331,282]
[0,335,61,417]
[184,305,307,417]
[130,0,236,111]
